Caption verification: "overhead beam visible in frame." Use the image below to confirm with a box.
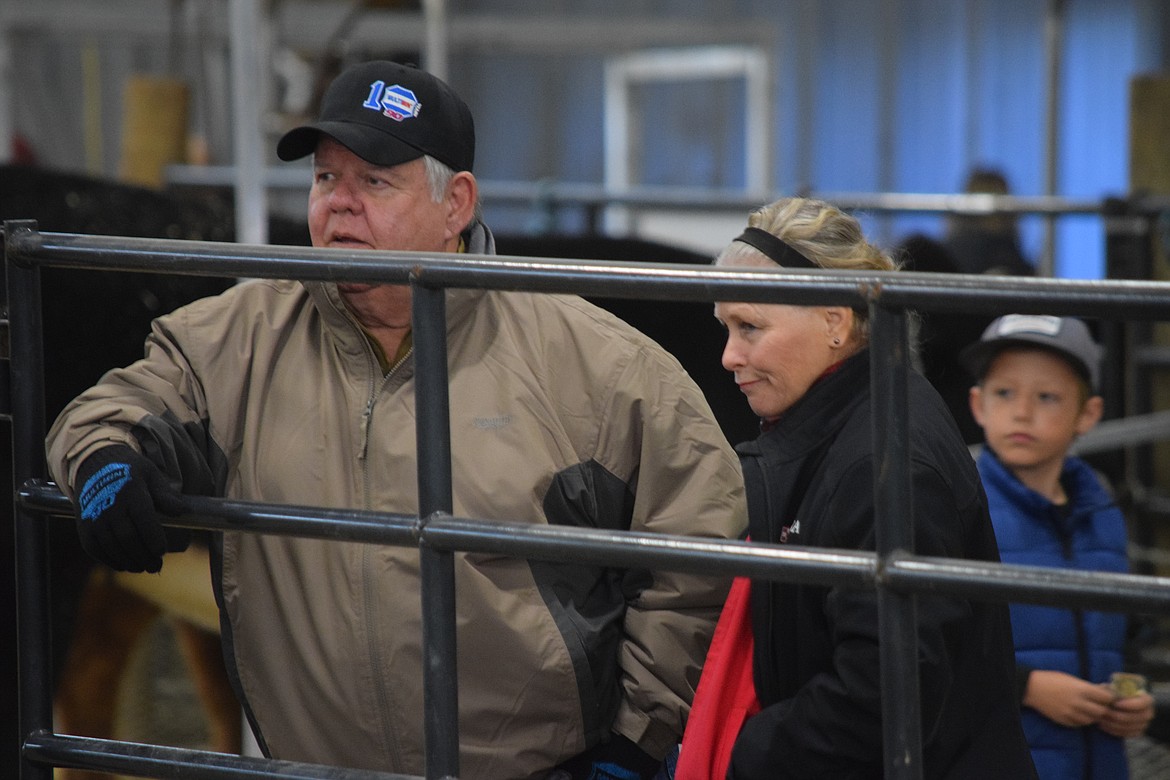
[1,0,772,55]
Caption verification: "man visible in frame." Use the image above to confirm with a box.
[45,60,746,779]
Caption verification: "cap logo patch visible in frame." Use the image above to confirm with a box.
[993,313,1062,338]
[362,80,421,122]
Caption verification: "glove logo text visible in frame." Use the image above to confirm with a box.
[79,462,132,521]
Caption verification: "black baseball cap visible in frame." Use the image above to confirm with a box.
[277,60,474,173]
[960,314,1102,392]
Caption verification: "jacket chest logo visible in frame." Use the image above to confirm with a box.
[473,414,512,430]
[779,518,801,543]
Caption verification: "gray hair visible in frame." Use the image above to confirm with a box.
[423,155,483,224]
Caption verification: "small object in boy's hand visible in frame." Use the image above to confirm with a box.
[1109,672,1148,698]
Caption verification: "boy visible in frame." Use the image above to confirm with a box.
[962,314,1155,779]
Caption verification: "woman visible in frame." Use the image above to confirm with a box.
[689,198,1036,778]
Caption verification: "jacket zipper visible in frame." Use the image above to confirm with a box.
[744,454,780,700]
[1054,505,1094,780]
[359,346,413,503]
[359,343,413,771]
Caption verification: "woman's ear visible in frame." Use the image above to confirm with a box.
[825,307,854,347]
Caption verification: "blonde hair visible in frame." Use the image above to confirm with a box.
[716,197,900,346]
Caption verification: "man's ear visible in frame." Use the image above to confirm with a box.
[444,171,478,241]
[1076,394,1104,436]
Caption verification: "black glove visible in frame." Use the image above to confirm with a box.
[554,733,660,780]
[73,445,190,573]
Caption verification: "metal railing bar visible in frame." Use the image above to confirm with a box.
[411,280,461,778]
[12,480,882,587]
[162,166,1117,217]
[22,732,420,780]
[19,481,1170,616]
[1131,343,1170,368]
[7,228,53,780]
[885,555,1170,616]
[9,229,1170,318]
[417,526,1170,615]
[419,515,875,587]
[870,306,921,779]
[1069,409,1170,455]
[17,480,422,543]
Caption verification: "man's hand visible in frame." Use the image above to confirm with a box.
[1099,690,1156,738]
[73,445,190,573]
[1022,670,1114,728]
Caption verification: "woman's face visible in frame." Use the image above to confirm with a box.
[715,301,845,420]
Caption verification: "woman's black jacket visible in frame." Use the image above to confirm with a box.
[729,350,1036,779]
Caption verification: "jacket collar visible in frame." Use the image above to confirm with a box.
[736,349,871,463]
[303,219,497,350]
[978,447,1114,521]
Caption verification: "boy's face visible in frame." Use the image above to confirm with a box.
[969,347,1103,477]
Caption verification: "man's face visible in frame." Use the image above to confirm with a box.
[309,136,453,254]
[308,137,457,320]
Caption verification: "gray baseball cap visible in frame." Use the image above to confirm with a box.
[960,314,1102,391]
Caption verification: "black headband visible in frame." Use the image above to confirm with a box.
[733,227,819,270]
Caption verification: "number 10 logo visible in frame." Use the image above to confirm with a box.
[362,81,422,122]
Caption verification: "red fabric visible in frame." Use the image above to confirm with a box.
[675,576,760,780]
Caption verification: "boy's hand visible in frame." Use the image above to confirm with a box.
[1022,670,1114,727]
[1099,690,1156,738]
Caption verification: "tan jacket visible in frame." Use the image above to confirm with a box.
[46,226,746,778]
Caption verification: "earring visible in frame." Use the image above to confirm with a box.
[832,337,842,347]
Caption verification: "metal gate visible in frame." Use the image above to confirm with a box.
[7,220,1170,780]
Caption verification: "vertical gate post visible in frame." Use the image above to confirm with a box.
[869,303,923,779]
[6,220,53,780]
[411,280,460,779]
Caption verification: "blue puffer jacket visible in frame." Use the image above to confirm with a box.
[977,449,1131,780]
